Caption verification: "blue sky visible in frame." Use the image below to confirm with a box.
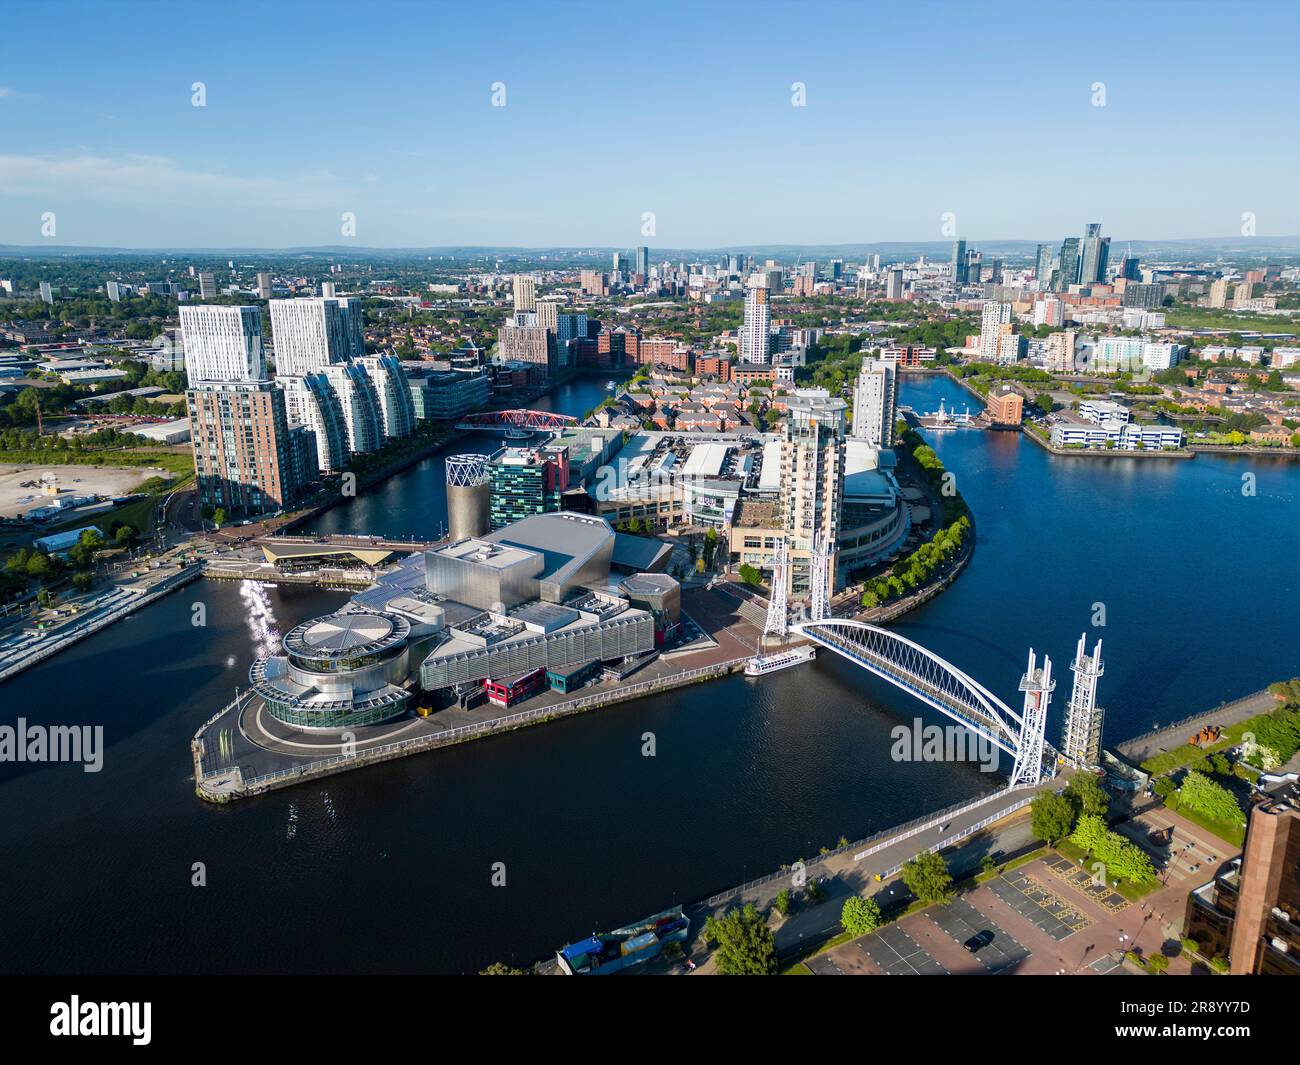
[2,0,1297,249]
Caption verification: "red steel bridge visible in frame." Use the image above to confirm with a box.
[454,409,579,433]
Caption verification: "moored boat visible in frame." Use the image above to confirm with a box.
[744,644,816,676]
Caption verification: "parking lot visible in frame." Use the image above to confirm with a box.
[856,924,949,975]
[928,897,1029,973]
[811,804,1238,977]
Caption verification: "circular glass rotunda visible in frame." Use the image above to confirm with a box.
[250,611,415,730]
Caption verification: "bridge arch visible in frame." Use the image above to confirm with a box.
[792,618,1025,760]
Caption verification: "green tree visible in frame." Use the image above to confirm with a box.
[840,895,883,937]
[68,528,105,570]
[773,889,792,917]
[702,903,778,975]
[1178,771,1245,826]
[71,571,94,593]
[901,850,953,905]
[1065,772,1109,820]
[1031,791,1076,846]
[212,507,227,528]
[25,551,53,581]
[737,563,763,586]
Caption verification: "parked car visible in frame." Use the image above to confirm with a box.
[963,930,995,953]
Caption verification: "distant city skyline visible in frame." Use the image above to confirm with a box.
[2,1,1298,248]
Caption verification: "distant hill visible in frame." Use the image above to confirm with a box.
[3,236,1300,261]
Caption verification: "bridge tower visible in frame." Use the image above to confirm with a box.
[762,538,790,639]
[809,532,833,622]
[1062,633,1105,768]
[1010,648,1054,787]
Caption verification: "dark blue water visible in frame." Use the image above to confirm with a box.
[0,372,1294,974]
[895,374,1298,744]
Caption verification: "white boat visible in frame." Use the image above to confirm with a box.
[745,644,816,676]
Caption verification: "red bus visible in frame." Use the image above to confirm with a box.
[484,667,547,708]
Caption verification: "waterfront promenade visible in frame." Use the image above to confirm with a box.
[0,556,202,683]
[1116,687,1279,766]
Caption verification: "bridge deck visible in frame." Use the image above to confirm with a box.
[808,627,1014,748]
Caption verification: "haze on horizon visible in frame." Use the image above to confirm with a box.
[2,0,1298,250]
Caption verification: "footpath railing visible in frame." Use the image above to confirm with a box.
[1115,688,1272,756]
[700,782,1041,909]
[192,689,256,780]
[872,791,1038,880]
[206,656,748,795]
[851,783,1037,862]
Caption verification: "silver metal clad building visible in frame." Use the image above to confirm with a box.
[425,538,543,611]
[445,453,490,540]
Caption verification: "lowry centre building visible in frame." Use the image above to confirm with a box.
[249,512,673,730]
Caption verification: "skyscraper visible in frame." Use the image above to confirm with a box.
[1208,277,1229,309]
[256,272,273,300]
[740,281,771,363]
[512,274,536,311]
[1079,223,1110,285]
[198,272,217,299]
[269,297,365,376]
[781,390,847,596]
[851,358,897,447]
[978,301,1013,360]
[1034,244,1054,290]
[1055,238,1080,292]
[179,305,266,385]
[885,268,904,300]
[186,381,305,517]
[950,239,968,285]
[635,246,649,277]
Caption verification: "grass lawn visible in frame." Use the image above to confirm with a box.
[1142,738,1236,776]
[1163,795,1246,848]
[974,846,1049,884]
[0,447,193,476]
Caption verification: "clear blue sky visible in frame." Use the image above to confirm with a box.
[2,0,1297,249]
